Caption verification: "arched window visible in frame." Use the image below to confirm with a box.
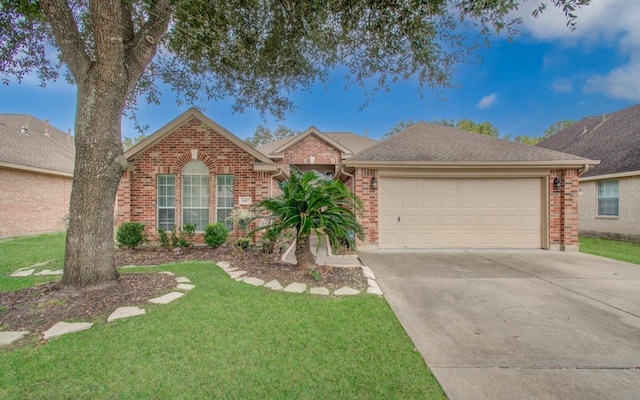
[182,160,209,231]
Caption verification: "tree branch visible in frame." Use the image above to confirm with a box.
[39,0,91,82]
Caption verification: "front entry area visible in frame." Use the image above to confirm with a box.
[378,177,543,249]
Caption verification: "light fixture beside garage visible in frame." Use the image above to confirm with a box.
[370,176,378,189]
[554,177,564,191]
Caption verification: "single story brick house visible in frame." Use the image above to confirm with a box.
[0,114,75,238]
[116,108,597,251]
[537,103,640,242]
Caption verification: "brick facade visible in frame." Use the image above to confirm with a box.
[276,134,343,176]
[0,168,71,237]
[351,168,378,248]
[115,116,274,242]
[549,169,580,251]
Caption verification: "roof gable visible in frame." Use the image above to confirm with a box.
[346,121,595,167]
[537,103,640,178]
[125,108,276,166]
[273,127,352,156]
[0,114,75,176]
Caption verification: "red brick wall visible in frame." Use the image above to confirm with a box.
[352,168,378,247]
[0,168,71,237]
[115,117,272,242]
[277,134,343,175]
[549,169,580,250]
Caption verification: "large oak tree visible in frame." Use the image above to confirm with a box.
[0,0,589,289]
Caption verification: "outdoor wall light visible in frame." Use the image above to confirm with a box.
[553,177,564,191]
[371,176,378,189]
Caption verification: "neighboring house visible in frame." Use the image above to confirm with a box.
[537,103,640,242]
[116,109,596,251]
[0,114,75,237]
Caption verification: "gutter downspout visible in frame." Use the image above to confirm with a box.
[269,166,286,196]
[578,163,590,177]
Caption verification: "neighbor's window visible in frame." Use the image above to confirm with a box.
[597,180,619,216]
[217,175,234,231]
[157,175,175,230]
[182,161,209,231]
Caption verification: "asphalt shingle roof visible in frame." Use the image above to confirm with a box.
[536,103,640,178]
[348,121,590,163]
[0,114,75,175]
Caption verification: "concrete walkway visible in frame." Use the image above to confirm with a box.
[284,234,362,267]
[359,250,640,400]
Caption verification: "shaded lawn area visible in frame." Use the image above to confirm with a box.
[579,236,640,265]
[1,234,446,399]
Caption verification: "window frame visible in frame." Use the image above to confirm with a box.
[181,161,210,231]
[216,175,234,231]
[597,179,619,217]
[157,174,176,231]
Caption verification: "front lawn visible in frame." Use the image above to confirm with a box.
[0,234,446,399]
[579,236,640,265]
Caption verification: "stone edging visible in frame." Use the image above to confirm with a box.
[216,261,384,297]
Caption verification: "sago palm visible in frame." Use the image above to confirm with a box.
[254,168,364,271]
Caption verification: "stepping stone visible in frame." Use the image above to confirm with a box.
[160,271,175,276]
[217,261,230,269]
[177,283,195,291]
[264,280,283,291]
[224,267,238,272]
[0,331,29,346]
[33,269,63,276]
[43,322,93,340]
[148,292,184,304]
[368,279,380,290]
[361,266,376,280]
[10,268,34,277]
[284,282,307,293]
[243,277,264,286]
[175,277,191,283]
[227,270,247,279]
[119,265,138,269]
[29,260,55,268]
[107,307,146,322]
[334,286,360,296]
[310,287,330,296]
[367,287,383,296]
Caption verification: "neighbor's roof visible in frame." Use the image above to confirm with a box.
[0,114,74,176]
[537,103,640,178]
[345,121,596,167]
[257,128,376,157]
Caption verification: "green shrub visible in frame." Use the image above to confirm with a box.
[116,222,147,249]
[158,224,195,250]
[204,223,228,248]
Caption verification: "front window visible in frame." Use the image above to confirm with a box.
[182,161,209,231]
[157,175,175,230]
[217,175,234,231]
[597,180,619,216]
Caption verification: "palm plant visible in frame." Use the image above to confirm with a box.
[253,168,364,271]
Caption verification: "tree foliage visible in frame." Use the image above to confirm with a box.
[544,119,575,138]
[122,134,148,152]
[382,119,417,139]
[0,0,591,289]
[253,168,363,271]
[246,125,298,147]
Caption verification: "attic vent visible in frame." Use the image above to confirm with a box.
[20,126,29,135]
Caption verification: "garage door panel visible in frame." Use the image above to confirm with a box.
[379,177,542,249]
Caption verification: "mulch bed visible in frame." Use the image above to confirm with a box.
[1,245,366,337]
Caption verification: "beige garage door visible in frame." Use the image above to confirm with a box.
[379,177,542,249]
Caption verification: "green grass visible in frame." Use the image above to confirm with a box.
[0,235,446,399]
[0,233,66,291]
[580,236,640,265]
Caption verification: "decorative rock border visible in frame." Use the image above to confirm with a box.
[1,273,193,347]
[216,260,383,297]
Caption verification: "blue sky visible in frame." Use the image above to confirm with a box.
[1,0,638,141]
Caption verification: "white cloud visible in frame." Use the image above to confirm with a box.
[477,93,498,109]
[551,78,573,94]
[584,61,640,101]
[511,0,640,102]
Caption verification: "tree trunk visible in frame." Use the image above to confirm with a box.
[295,235,317,271]
[61,75,128,289]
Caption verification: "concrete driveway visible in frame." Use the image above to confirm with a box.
[359,250,640,400]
